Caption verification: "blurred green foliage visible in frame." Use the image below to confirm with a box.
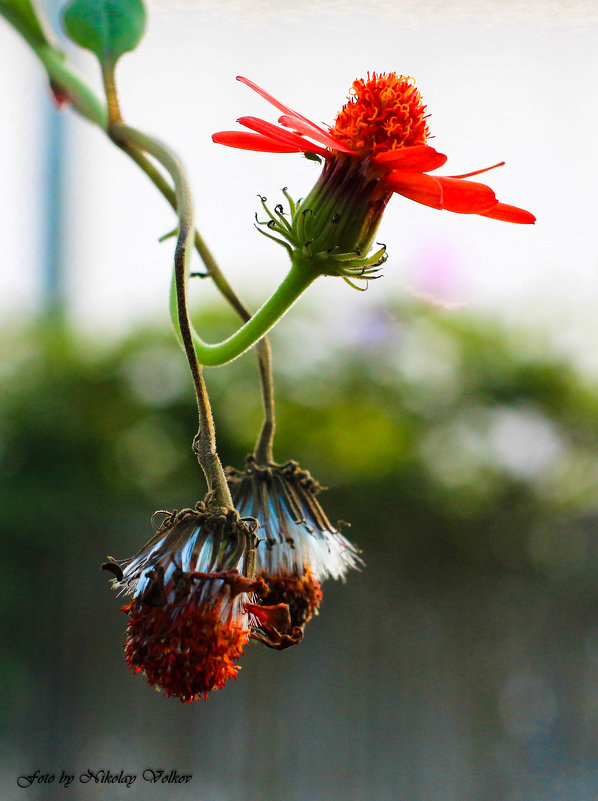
[4,299,598,801]
[2,300,598,589]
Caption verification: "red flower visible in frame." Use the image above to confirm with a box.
[213,73,535,225]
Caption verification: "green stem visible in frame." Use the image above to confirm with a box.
[31,42,107,129]
[169,262,315,366]
[2,15,294,446]
[119,143,278,460]
[0,1,53,51]
[119,134,316,367]
[119,142,257,319]
[118,131,316,367]
[111,123,232,508]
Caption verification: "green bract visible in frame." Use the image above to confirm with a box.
[62,0,146,65]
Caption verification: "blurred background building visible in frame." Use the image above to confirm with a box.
[1,1,598,800]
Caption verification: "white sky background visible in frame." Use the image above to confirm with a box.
[1,0,597,370]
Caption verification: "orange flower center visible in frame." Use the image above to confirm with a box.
[331,72,429,156]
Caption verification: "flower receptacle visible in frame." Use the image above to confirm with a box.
[256,157,390,289]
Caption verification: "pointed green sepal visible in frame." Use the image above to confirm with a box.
[255,191,388,284]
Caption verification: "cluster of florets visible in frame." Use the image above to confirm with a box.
[104,500,308,702]
[331,72,430,155]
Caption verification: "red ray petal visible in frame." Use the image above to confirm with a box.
[479,202,536,224]
[384,172,443,208]
[278,114,354,154]
[435,176,497,213]
[238,116,328,156]
[374,145,448,172]
[237,76,321,129]
[385,173,497,213]
[212,131,301,153]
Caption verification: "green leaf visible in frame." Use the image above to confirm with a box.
[61,0,146,65]
[0,0,52,48]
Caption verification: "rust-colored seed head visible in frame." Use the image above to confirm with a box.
[123,592,248,703]
[257,570,323,629]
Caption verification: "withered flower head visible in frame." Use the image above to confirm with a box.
[103,500,300,702]
[227,457,361,631]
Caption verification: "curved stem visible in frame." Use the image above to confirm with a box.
[35,45,108,129]
[119,143,277,459]
[117,143,247,311]
[169,262,316,366]
[111,123,232,508]
[4,21,291,452]
[122,130,317,366]
[0,7,105,127]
